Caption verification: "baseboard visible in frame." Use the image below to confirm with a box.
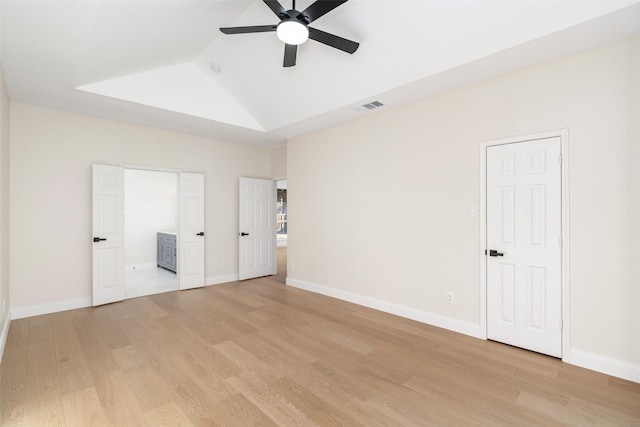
[285,278,640,384]
[205,273,239,287]
[125,262,158,272]
[10,275,238,319]
[11,297,92,320]
[0,312,11,364]
[568,349,640,384]
[286,277,483,339]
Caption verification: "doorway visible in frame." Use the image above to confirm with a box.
[92,164,205,306]
[481,131,569,359]
[276,179,287,247]
[274,178,288,284]
[124,169,178,299]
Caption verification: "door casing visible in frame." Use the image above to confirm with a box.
[479,129,571,362]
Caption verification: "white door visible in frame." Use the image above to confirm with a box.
[239,178,276,280]
[179,173,205,290]
[486,137,562,357]
[92,164,125,306]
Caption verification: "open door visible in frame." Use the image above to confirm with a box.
[239,177,276,280]
[179,172,205,290]
[92,164,125,306]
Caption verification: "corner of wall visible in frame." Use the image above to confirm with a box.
[0,312,11,363]
[270,143,287,179]
[0,66,12,363]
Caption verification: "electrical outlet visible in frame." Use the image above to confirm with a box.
[290,262,295,272]
[446,292,454,304]
[222,260,229,268]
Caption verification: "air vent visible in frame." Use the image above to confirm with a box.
[354,100,385,112]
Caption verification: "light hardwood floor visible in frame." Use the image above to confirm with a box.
[2,251,639,426]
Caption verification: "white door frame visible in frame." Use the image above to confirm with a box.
[479,129,571,362]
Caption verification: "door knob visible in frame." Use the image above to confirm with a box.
[240,232,249,236]
[93,237,107,242]
[196,232,204,236]
[488,249,504,257]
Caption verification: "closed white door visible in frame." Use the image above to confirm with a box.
[179,172,205,290]
[239,178,276,280]
[92,164,125,306]
[486,137,562,357]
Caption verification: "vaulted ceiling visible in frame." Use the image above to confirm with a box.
[2,0,639,147]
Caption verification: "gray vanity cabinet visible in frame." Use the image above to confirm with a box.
[157,232,177,272]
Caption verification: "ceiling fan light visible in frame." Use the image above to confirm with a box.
[277,20,309,45]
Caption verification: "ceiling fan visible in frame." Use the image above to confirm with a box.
[220,0,359,67]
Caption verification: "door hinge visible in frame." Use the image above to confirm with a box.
[560,318,564,331]
[559,236,563,249]
[559,154,563,166]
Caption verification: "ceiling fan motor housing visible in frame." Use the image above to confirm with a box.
[277,10,310,45]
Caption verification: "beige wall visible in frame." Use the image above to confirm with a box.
[288,36,640,368]
[630,32,640,374]
[0,69,10,342]
[9,103,270,311]
[270,144,287,179]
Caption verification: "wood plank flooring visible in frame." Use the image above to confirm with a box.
[2,253,639,425]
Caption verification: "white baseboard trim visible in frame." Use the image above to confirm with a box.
[0,313,11,363]
[205,273,239,287]
[286,277,483,339]
[11,297,92,320]
[125,262,158,272]
[568,349,640,384]
[9,274,238,320]
[286,278,640,384]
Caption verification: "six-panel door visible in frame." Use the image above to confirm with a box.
[486,137,562,357]
[92,164,125,306]
[238,178,276,280]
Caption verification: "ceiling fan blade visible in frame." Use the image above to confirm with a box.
[299,0,349,23]
[283,44,297,67]
[308,27,359,54]
[263,0,289,18]
[220,25,277,35]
